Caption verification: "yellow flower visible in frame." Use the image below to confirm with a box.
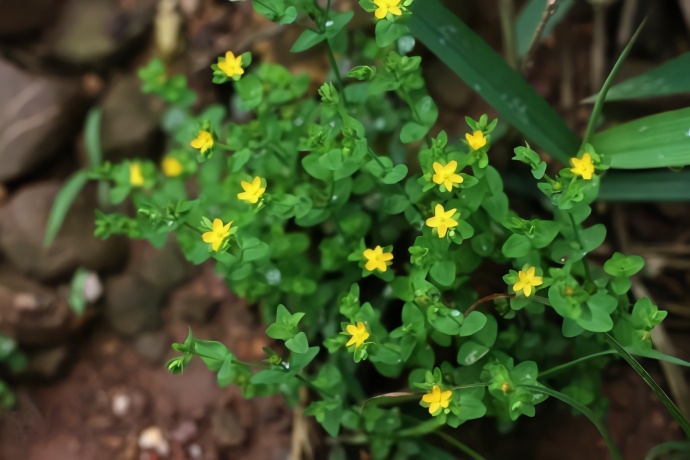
[421,385,452,415]
[345,322,370,349]
[363,246,394,273]
[161,156,183,177]
[570,153,595,180]
[373,0,403,19]
[190,130,214,154]
[202,218,233,252]
[512,266,543,297]
[425,204,458,238]
[432,161,464,192]
[130,163,144,187]
[217,51,245,78]
[237,176,266,204]
[466,130,487,151]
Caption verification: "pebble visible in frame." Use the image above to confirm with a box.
[138,426,170,457]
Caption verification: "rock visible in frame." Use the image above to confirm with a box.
[171,420,197,445]
[0,182,127,281]
[96,74,163,163]
[0,0,62,37]
[134,331,168,363]
[138,426,170,457]
[130,238,197,293]
[168,267,227,324]
[0,269,84,345]
[23,345,70,379]
[46,0,157,67]
[211,404,246,448]
[0,60,84,182]
[104,273,164,336]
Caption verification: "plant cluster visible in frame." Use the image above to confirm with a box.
[64,0,687,457]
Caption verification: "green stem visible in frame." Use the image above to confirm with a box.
[325,40,349,106]
[396,416,445,437]
[434,431,486,460]
[568,213,593,283]
[582,18,647,147]
[540,350,617,379]
[268,143,291,167]
[604,333,690,437]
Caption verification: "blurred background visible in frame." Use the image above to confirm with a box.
[0,0,689,459]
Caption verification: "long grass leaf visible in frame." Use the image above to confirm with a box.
[593,107,690,169]
[408,0,579,163]
[85,107,103,167]
[584,52,690,103]
[43,170,89,248]
[523,384,622,459]
[599,170,690,201]
[605,333,690,437]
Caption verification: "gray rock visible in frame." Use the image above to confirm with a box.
[134,330,168,363]
[45,0,157,67]
[104,273,164,336]
[0,60,83,182]
[0,269,85,345]
[130,237,197,293]
[168,269,227,325]
[0,0,62,37]
[0,181,127,281]
[98,74,163,163]
[211,404,246,448]
[23,345,70,380]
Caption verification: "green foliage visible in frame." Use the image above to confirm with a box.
[47,0,685,456]
[0,335,26,409]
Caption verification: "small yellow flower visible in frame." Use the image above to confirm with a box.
[432,161,464,192]
[130,163,144,187]
[161,156,183,177]
[425,204,458,238]
[237,176,266,204]
[363,246,394,273]
[217,51,245,78]
[373,0,403,19]
[190,130,214,154]
[570,153,595,180]
[202,218,233,252]
[501,382,511,394]
[421,385,452,415]
[512,266,543,297]
[345,322,370,349]
[466,130,487,151]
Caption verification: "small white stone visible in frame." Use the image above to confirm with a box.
[111,393,131,417]
[138,426,170,457]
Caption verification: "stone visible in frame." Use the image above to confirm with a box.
[23,345,70,379]
[0,0,62,37]
[0,60,84,182]
[45,0,157,67]
[130,238,197,293]
[168,267,227,325]
[104,273,164,336]
[0,181,127,281]
[134,330,168,363]
[0,269,84,345]
[211,404,246,448]
[138,426,170,457]
[97,73,163,163]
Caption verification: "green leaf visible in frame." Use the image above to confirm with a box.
[409,0,578,162]
[194,340,230,371]
[241,238,269,262]
[285,332,309,354]
[584,52,690,103]
[502,234,531,258]
[580,224,606,252]
[43,170,89,248]
[400,121,429,143]
[382,164,408,184]
[85,107,103,167]
[68,267,90,315]
[604,252,645,278]
[319,149,344,171]
[375,19,409,47]
[459,311,487,337]
[235,75,263,109]
[456,341,490,366]
[430,260,455,287]
[599,170,690,202]
[592,108,690,169]
[291,29,326,53]
[217,355,234,387]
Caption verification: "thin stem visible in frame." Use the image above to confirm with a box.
[582,17,647,147]
[539,350,617,379]
[521,0,559,73]
[568,213,593,283]
[434,431,486,460]
[269,143,291,167]
[465,293,513,317]
[325,40,349,106]
[499,0,517,69]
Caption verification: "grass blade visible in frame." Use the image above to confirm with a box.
[605,333,690,437]
[582,18,647,147]
[584,52,690,103]
[408,0,579,163]
[592,107,690,169]
[43,170,89,248]
[85,107,103,167]
[599,170,690,202]
[516,0,574,57]
[524,384,622,460]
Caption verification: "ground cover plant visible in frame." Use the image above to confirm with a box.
[44,0,690,458]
